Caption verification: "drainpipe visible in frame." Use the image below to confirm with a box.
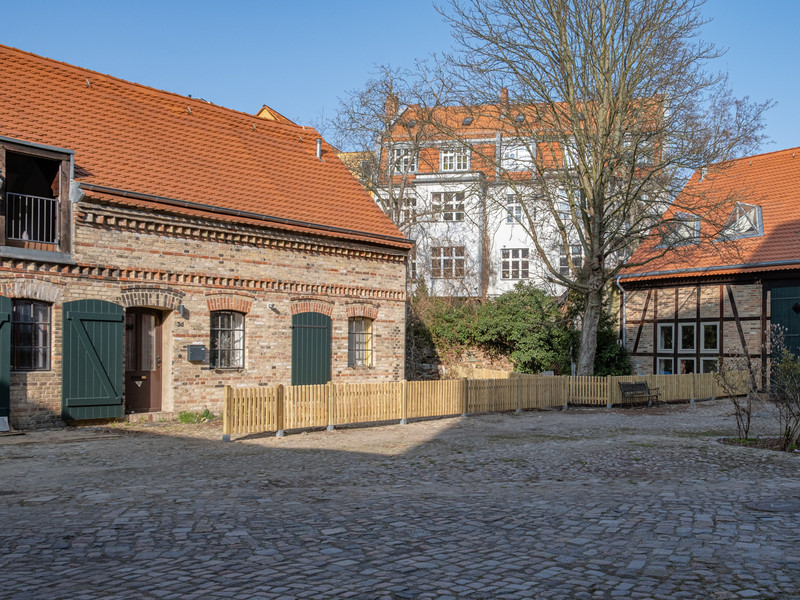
[615,275,626,348]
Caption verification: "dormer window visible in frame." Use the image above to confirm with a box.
[392,148,417,174]
[1,139,72,256]
[661,213,700,246]
[501,142,535,171]
[720,202,762,239]
[440,147,470,172]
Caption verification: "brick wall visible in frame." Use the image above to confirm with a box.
[1,198,408,428]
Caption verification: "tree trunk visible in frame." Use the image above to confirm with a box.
[576,288,603,376]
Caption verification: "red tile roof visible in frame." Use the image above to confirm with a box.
[621,146,800,282]
[0,45,410,249]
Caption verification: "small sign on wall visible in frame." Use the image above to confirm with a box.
[187,344,207,363]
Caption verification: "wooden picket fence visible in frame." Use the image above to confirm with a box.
[223,371,745,438]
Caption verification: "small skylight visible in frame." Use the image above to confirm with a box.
[515,114,525,123]
[660,213,700,247]
[407,119,417,127]
[462,117,474,126]
[720,202,762,239]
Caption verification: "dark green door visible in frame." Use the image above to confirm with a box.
[291,312,331,386]
[62,300,124,420]
[771,286,800,355]
[0,296,11,420]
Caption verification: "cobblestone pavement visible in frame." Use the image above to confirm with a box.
[2,399,799,600]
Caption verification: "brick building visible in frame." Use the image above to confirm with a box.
[618,147,800,383]
[0,46,411,429]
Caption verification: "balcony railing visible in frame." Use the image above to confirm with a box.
[5,192,59,244]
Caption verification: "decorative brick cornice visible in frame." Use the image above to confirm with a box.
[206,293,255,314]
[78,201,408,264]
[0,276,65,304]
[121,285,185,311]
[290,298,334,317]
[0,262,406,302]
[346,302,379,320]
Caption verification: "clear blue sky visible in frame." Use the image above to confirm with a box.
[3,0,797,151]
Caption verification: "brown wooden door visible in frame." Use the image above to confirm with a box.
[124,308,162,412]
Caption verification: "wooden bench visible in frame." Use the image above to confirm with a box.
[618,381,660,406]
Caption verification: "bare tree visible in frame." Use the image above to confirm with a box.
[440,0,772,374]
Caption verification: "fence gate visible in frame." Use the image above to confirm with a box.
[771,286,800,355]
[291,311,331,386]
[62,299,124,420]
[0,296,11,422]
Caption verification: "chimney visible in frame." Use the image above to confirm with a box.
[500,87,509,105]
[385,94,400,121]
[316,138,322,160]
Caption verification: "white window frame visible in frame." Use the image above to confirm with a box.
[431,246,466,279]
[431,192,465,222]
[210,311,245,369]
[661,213,700,247]
[392,147,417,174]
[678,323,696,353]
[348,317,373,368]
[720,202,763,239]
[701,322,719,353]
[558,245,582,277]
[501,142,535,171]
[440,147,470,172]
[506,195,523,224]
[657,357,674,375]
[701,358,719,373]
[678,357,696,374]
[501,248,530,280]
[657,323,674,352]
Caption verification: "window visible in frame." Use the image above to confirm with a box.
[501,248,530,279]
[720,203,762,239]
[431,246,465,278]
[701,322,719,352]
[431,192,464,221]
[392,148,417,174]
[679,323,696,352]
[501,142,534,171]
[657,357,674,375]
[440,147,469,171]
[348,317,373,367]
[661,213,700,246]
[210,311,244,369]
[701,358,719,373]
[400,197,417,227]
[658,324,674,352]
[2,145,70,252]
[679,358,696,374]
[559,245,583,277]
[623,136,655,166]
[11,299,50,371]
[506,195,523,224]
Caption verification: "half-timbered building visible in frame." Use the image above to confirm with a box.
[618,147,800,383]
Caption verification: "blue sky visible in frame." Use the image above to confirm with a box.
[3,0,797,151]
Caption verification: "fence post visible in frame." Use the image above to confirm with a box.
[515,375,522,414]
[606,375,613,409]
[690,373,696,404]
[400,380,408,425]
[222,385,232,442]
[276,384,285,438]
[461,378,469,418]
[563,376,569,410]
[326,382,335,432]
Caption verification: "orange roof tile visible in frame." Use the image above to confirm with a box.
[0,45,410,249]
[621,146,800,282]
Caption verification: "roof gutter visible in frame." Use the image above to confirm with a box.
[619,258,800,281]
[78,182,413,248]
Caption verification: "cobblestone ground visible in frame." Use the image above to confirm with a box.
[2,399,799,600]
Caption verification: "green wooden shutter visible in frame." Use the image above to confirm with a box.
[291,312,331,386]
[0,296,11,419]
[62,300,124,420]
[771,287,800,356]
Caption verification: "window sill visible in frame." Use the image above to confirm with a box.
[0,246,75,265]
